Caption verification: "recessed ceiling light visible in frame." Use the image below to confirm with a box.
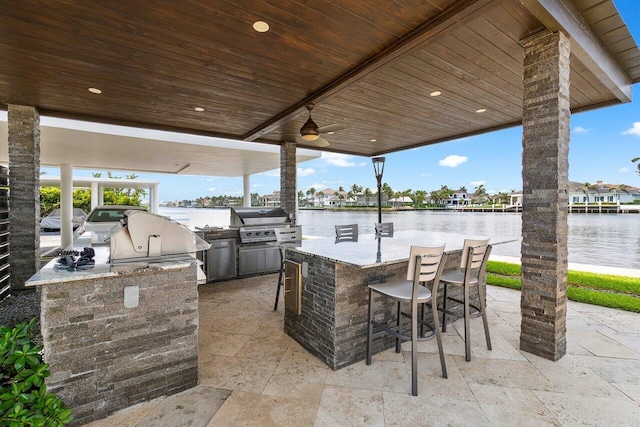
[88,87,102,94]
[476,108,487,113]
[253,21,269,32]
[194,107,205,112]
[430,91,442,97]
[327,131,335,135]
[370,139,377,142]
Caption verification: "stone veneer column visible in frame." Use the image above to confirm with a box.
[520,31,570,361]
[8,105,41,292]
[280,141,297,225]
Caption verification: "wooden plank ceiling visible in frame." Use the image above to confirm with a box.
[0,0,638,157]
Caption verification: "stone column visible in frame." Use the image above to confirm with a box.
[520,31,570,361]
[8,105,41,291]
[280,142,297,225]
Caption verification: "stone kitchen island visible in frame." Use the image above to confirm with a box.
[26,247,200,425]
[282,231,489,370]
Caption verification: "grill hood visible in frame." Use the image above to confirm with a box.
[229,207,290,228]
[110,211,210,283]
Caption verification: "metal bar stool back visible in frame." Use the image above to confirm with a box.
[374,222,394,236]
[334,223,358,240]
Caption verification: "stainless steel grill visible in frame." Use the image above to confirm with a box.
[229,207,291,275]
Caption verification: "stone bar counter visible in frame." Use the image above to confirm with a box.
[283,231,488,370]
[26,247,199,425]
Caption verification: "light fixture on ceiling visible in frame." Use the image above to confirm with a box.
[430,91,442,97]
[370,139,377,142]
[476,108,487,113]
[194,107,205,112]
[300,104,320,141]
[88,87,102,94]
[253,20,269,32]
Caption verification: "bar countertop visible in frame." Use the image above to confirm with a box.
[26,246,198,287]
[286,230,490,267]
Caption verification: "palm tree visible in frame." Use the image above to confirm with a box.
[609,184,631,205]
[337,193,345,207]
[306,187,316,206]
[458,186,467,193]
[633,157,640,175]
[382,182,393,207]
[578,182,597,206]
[413,190,427,207]
[363,188,373,206]
[317,191,325,207]
[473,184,487,203]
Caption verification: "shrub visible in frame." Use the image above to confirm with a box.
[0,318,73,426]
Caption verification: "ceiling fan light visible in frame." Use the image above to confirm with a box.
[300,117,319,141]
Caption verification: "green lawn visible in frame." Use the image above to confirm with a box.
[486,261,640,313]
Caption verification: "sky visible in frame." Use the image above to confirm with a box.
[36,0,640,202]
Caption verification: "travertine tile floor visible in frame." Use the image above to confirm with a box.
[86,274,640,426]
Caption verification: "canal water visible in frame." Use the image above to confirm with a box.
[159,207,640,270]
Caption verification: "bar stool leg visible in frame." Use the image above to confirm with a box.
[441,283,448,332]
[477,281,492,350]
[464,283,471,362]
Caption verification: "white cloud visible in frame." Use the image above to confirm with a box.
[470,180,485,187]
[573,126,591,134]
[206,187,216,192]
[439,155,468,168]
[619,167,630,173]
[420,173,432,177]
[622,122,640,137]
[297,167,315,177]
[322,152,357,167]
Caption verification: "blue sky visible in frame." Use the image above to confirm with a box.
[43,0,640,202]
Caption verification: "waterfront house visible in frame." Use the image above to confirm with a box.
[568,181,640,205]
[261,191,281,207]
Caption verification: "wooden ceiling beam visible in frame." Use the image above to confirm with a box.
[518,0,632,102]
[242,0,502,142]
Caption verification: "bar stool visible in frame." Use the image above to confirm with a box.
[334,223,358,241]
[374,222,394,236]
[438,238,492,361]
[273,226,302,311]
[366,245,448,396]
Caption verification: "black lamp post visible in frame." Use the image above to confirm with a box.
[371,156,386,224]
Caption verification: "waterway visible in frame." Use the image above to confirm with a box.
[159,207,640,270]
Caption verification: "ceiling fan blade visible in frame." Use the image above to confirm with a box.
[314,136,330,147]
[317,122,348,134]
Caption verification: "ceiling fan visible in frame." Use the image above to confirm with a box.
[291,103,348,147]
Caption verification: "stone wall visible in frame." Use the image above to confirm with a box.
[7,105,40,291]
[520,31,570,361]
[280,141,297,225]
[285,250,467,369]
[40,265,199,425]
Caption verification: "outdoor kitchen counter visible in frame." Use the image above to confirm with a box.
[283,231,488,370]
[25,246,200,425]
[26,246,199,287]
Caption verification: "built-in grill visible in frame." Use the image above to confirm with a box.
[109,210,211,283]
[230,207,291,276]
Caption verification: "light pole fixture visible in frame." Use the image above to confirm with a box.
[371,156,385,224]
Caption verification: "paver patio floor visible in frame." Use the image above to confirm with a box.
[86,274,640,426]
